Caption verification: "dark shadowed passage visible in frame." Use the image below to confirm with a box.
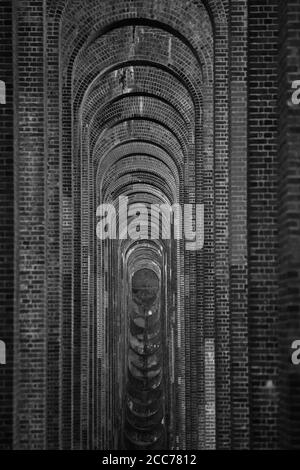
[0,0,300,451]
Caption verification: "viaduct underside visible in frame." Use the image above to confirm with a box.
[0,0,300,450]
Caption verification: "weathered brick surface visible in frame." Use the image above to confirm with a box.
[278,0,300,450]
[0,0,14,450]
[57,0,216,451]
[229,0,249,449]
[213,5,231,449]
[46,8,61,450]
[248,0,279,449]
[14,0,47,450]
[3,0,300,451]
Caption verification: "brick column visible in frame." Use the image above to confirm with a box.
[214,13,231,449]
[0,0,14,450]
[229,0,250,449]
[278,0,300,450]
[248,0,279,449]
[46,11,62,449]
[14,0,47,449]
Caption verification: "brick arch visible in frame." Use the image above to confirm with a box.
[34,1,233,452]
[104,174,175,207]
[72,40,205,114]
[48,0,227,27]
[96,142,182,187]
[101,157,178,203]
[93,121,185,168]
[80,66,194,123]
[77,61,199,117]
[9,0,279,454]
[72,22,209,83]
[88,98,190,155]
[83,91,193,136]
[60,0,214,451]
[59,0,214,72]
[109,185,173,210]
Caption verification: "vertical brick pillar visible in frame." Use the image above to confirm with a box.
[202,88,216,450]
[73,117,82,449]
[229,0,250,449]
[0,0,14,450]
[46,11,62,449]
[214,14,231,449]
[61,77,74,450]
[14,0,47,449]
[278,0,300,450]
[248,0,279,449]
[80,123,90,449]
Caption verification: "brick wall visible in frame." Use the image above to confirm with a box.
[229,0,249,449]
[58,0,217,451]
[0,0,14,450]
[214,1,231,449]
[14,0,47,450]
[248,0,279,449]
[46,6,62,449]
[278,0,300,450]
[5,0,300,451]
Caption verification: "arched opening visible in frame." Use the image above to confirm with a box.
[124,268,164,450]
[56,0,216,450]
[9,0,295,452]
